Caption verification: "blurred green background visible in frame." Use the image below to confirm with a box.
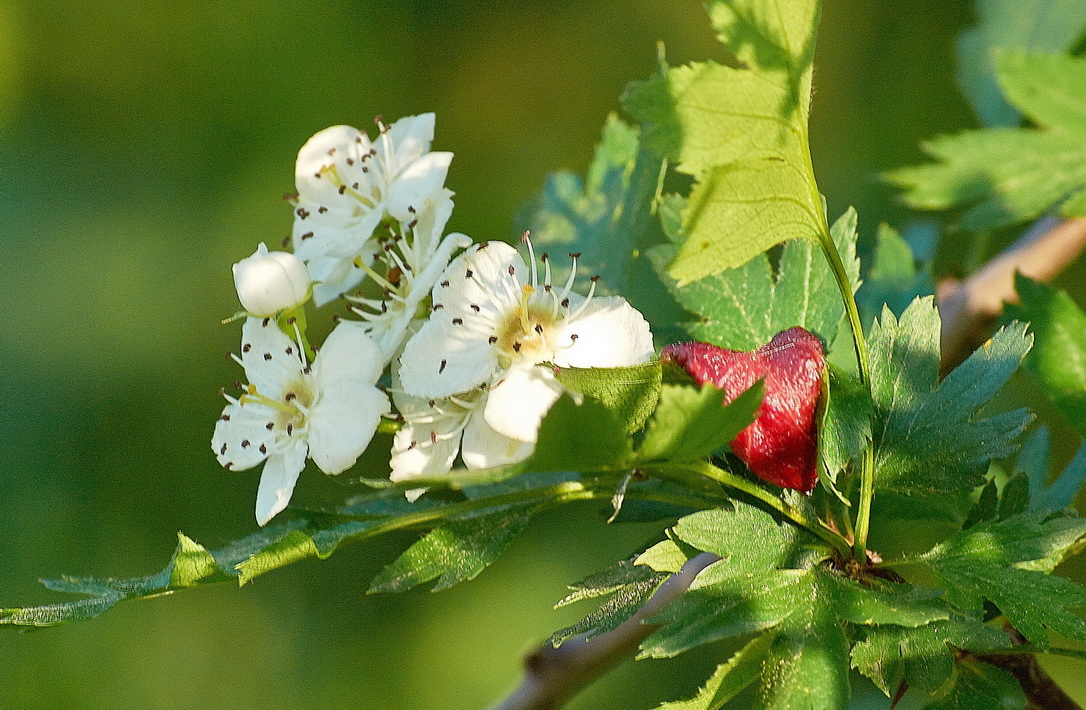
[2,1,1084,708]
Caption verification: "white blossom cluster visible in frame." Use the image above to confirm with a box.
[213,114,653,525]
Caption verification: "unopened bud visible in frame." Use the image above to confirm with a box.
[232,243,311,316]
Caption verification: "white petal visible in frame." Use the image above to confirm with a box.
[239,317,303,398]
[397,318,498,398]
[483,365,564,443]
[255,440,308,526]
[386,113,436,164]
[305,253,371,307]
[307,326,390,474]
[212,400,275,471]
[387,151,453,221]
[295,125,373,199]
[314,322,386,386]
[432,241,523,317]
[552,296,654,368]
[308,385,388,474]
[292,206,382,263]
[390,421,461,482]
[462,399,533,469]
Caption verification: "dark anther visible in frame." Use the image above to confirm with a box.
[470,304,480,312]
[241,439,250,448]
[569,252,581,259]
[513,342,522,353]
[488,336,498,344]
[570,334,579,342]
[296,207,310,219]
[430,431,438,444]
[286,423,294,435]
[591,275,601,283]
[242,343,251,353]
[262,317,271,326]
[301,231,314,240]
[534,324,544,334]
[440,279,450,287]
[285,392,296,401]
[338,185,346,195]
[561,298,570,308]
[266,422,274,430]
[220,443,227,455]
[220,414,231,421]
[259,444,267,454]
[263,353,272,361]
[439,359,447,374]
[433,303,444,311]
[465,269,474,279]
[508,265,515,276]
[452,317,463,325]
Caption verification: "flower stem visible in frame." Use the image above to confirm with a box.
[667,461,852,558]
[815,227,874,563]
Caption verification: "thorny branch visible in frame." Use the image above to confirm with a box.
[492,216,1086,710]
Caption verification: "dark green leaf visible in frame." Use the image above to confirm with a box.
[890,53,1086,230]
[641,568,818,659]
[955,0,1086,127]
[965,479,1000,529]
[655,633,774,710]
[998,473,1031,520]
[521,114,663,295]
[858,223,935,326]
[549,559,667,647]
[670,503,820,574]
[637,382,763,462]
[851,616,1009,695]
[556,361,662,435]
[649,209,859,351]
[367,503,539,593]
[1015,425,1086,512]
[624,0,824,284]
[870,297,1033,500]
[916,512,1086,646]
[1006,275,1086,437]
[522,394,633,472]
[820,365,872,483]
[759,609,850,710]
[920,658,1026,710]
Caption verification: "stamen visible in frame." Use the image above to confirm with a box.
[522,230,538,288]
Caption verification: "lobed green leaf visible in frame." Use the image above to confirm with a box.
[1006,275,1086,438]
[624,0,824,284]
[869,297,1033,503]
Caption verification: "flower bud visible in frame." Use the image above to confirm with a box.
[232,243,311,316]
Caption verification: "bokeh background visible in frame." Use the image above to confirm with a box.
[2,1,1085,708]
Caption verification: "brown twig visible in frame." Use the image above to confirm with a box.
[937,216,1086,371]
[489,553,719,710]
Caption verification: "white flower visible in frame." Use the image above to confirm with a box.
[343,191,472,361]
[232,243,312,316]
[398,238,654,446]
[213,317,390,525]
[389,382,532,493]
[291,114,453,305]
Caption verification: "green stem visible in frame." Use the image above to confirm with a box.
[667,461,852,558]
[815,227,875,564]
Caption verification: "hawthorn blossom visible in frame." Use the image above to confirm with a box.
[232,243,311,316]
[213,317,390,525]
[398,238,654,449]
[343,190,472,360]
[389,381,532,491]
[291,114,453,305]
